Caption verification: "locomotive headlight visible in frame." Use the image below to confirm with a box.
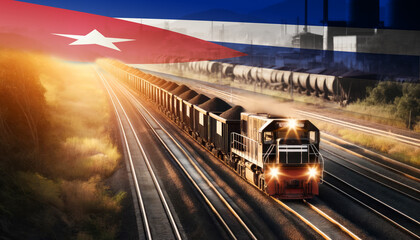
[268,167,280,177]
[308,167,318,179]
[287,119,297,129]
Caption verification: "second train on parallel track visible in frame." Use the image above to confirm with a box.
[99,59,324,199]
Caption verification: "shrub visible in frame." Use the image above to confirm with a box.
[365,81,402,105]
[361,81,419,129]
[0,51,123,239]
[394,83,420,128]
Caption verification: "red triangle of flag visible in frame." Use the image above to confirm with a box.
[0,0,246,63]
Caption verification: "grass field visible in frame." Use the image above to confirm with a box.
[313,120,420,167]
[41,61,123,238]
[0,51,124,239]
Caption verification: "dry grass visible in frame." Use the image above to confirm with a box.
[61,177,125,221]
[40,63,120,179]
[344,102,408,129]
[0,51,124,239]
[57,137,120,180]
[314,120,420,167]
[17,171,63,208]
[40,60,123,238]
[61,177,125,240]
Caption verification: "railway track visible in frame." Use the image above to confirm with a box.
[97,69,182,240]
[322,149,420,202]
[324,171,420,239]
[273,198,361,240]
[296,110,420,148]
[100,68,259,240]
[134,68,420,239]
[321,135,420,183]
[103,67,366,240]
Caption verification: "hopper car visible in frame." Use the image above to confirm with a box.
[98,59,324,199]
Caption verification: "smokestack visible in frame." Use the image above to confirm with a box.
[323,0,328,25]
[389,0,420,30]
[349,0,379,28]
[304,0,308,32]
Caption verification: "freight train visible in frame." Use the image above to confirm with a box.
[98,59,324,199]
[161,61,377,105]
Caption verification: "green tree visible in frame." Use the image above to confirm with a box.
[395,83,420,129]
[366,81,403,105]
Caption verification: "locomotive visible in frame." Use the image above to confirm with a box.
[231,114,323,198]
[98,59,324,199]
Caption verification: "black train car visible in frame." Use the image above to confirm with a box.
[337,71,377,104]
[169,85,190,120]
[161,82,178,114]
[193,97,231,145]
[145,75,158,99]
[209,105,245,159]
[176,90,198,126]
[183,94,209,133]
[154,78,167,104]
[156,79,168,107]
[151,78,163,102]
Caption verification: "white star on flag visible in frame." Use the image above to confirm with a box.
[52,29,135,51]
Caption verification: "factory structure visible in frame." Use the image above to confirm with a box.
[221,0,419,82]
[273,0,419,82]
[296,0,418,52]
[127,0,420,81]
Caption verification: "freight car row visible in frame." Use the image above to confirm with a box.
[98,59,324,199]
[163,61,376,105]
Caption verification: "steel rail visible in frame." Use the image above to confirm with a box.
[271,198,332,240]
[107,71,255,240]
[325,171,420,239]
[97,69,152,240]
[98,69,182,240]
[109,67,362,240]
[303,200,362,240]
[322,138,420,183]
[297,110,420,147]
[323,151,420,202]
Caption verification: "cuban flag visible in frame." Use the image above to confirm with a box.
[0,0,245,63]
[1,0,419,80]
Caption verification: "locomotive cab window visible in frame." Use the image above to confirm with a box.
[309,131,315,143]
[264,132,273,144]
[309,131,319,144]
